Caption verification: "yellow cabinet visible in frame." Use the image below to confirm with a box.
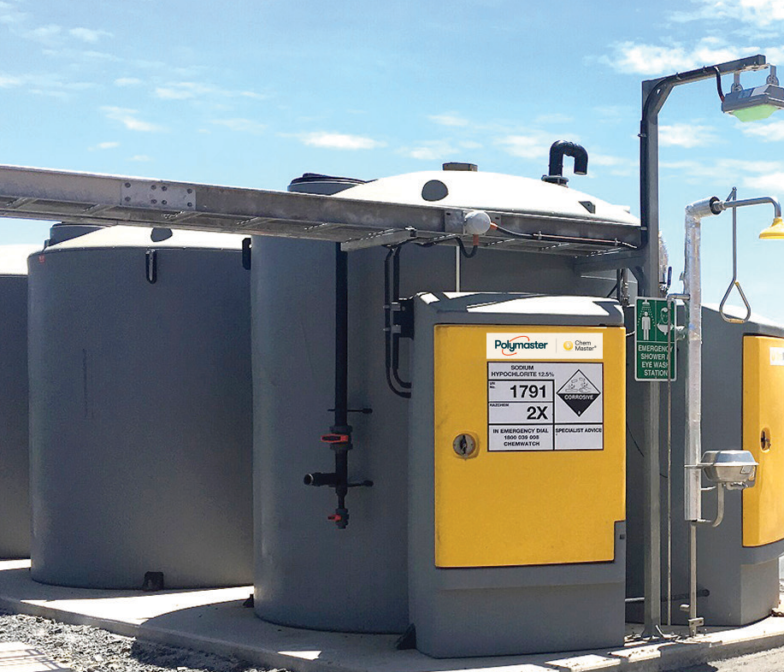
[743,335,784,547]
[433,324,626,567]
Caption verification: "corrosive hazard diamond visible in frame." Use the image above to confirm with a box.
[557,370,600,417]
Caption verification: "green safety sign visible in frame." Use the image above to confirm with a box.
[635,297,676,381]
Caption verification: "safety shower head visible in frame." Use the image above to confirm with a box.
[759,217,784,239]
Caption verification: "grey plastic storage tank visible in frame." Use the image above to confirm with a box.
[252,166,639,636]
[29,226,253,589]
[0,245,40,558]
[627,305,784,626]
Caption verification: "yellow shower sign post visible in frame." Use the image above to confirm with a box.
[635,297,676,381]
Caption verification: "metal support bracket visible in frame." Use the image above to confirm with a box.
[341,228,418,252]
[122,181,196,210]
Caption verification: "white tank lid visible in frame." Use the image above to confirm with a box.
[45,225,246,251]
[336,170,639,227]
[0,244,41,275]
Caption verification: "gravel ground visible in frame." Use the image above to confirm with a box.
[0,609,286,672]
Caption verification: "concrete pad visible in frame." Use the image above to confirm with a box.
[3,560,784,672]
[0,642,70,672]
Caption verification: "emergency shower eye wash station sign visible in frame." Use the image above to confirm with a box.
[486,333,604,452]
[634,297,676,381]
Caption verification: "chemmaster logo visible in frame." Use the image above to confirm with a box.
[486,332,603,360]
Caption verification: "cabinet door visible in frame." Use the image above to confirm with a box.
[433,324,626,567]
[743,335,784,547]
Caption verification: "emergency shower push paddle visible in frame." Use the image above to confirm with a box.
[408,293,626,658]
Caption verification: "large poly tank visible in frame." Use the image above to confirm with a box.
[627,305,784,626]
[0,245,40,558]
[29,226,253,589]
[252,166,639,633]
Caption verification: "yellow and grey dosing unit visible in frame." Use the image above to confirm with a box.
[408,292,626,657]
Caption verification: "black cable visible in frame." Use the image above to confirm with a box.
[390,246,411,391]
[627,424,668,479]
[713,66,725,102]
[456,237,478,258]
[383,245,411,399]
[417,235,478,257]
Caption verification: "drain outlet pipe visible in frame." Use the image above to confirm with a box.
[304,244,372,528]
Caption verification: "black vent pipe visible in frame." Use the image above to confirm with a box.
[542,140,589,186]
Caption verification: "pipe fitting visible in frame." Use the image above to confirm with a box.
[716,195,782,220]
[542,140,588,186]
[685,197,721,220]
[304,472,338,487]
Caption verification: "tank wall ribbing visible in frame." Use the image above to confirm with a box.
[252,236,616,633]
[29,245,253,589]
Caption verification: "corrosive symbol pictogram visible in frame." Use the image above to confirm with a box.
[557,370,600,416]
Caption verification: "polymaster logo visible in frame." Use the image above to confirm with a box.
[494,334,550,356]
[487,332,603,360]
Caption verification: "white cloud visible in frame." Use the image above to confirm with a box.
[69,27,111,43]
[495,132,557,160]
[25,24,62,45]
[101,106,164,132]
[401,140,457,161]
[0,74,22,87]
[91,141,119,150]
[240,91,269,100]
[154,81,268,102]
[602,37,756,76]
[428,113,469,127]
[155,82,213,100]
[297,132,385,150]
[211,118,266,134]
[0,71,94,98]
[589,153,637,177]
[40,47,119,62]
[763,47,784,64]
[660,157,784,187]
[130,155,152,162]
[591,154,630,167]
[0,1,26,25]
[670,0,784,27]
[740,119,784,142]
[742,171,784,192]
[660,123,718,148]
[534,113,574,125]
[114,77,142,87]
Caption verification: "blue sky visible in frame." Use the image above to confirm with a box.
[2,0,784,319]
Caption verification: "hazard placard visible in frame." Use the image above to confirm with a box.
[487,362,603,451]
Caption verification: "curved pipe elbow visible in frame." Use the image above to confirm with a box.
[542,141,589,185]
[685,197,721,220]
[549,141,589,176]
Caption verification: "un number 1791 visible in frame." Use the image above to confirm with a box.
[510,384,547,399]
